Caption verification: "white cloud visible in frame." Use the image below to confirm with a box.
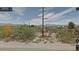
[31,12,55,25]
[0,13,11,20]
[44,13,55,18]
[47,7,76,21]
[37,7,76,24]
[46,17,79,25]
[38,13,42,17]
[38,12,55,19]
[30,18,42,25]
[31,7,74,25]
[13,7,26,16]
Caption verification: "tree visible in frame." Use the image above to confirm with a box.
[68,22,75,29]
[30,25,35,27]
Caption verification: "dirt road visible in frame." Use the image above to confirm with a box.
[0,41,75,51]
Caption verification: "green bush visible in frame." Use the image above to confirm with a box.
[0,30,5,40]
[0,27,5,40]
[57,29,76,44]
[13,26,36,42]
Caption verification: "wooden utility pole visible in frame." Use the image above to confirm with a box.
[42,7,45,37]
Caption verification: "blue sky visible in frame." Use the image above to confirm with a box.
[0,7,79,25]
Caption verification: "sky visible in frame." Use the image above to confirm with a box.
[0,7,79,25]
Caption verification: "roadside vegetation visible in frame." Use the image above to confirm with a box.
[0,22,78,44]
[12,25,36,43]
[32,21,79,44]
[0,25,36,42]
[49,22,78,44]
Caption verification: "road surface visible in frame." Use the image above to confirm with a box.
[0,41,75,51]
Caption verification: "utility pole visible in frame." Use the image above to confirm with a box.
[42,7,45,37]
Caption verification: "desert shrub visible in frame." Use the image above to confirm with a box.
[0,28,5,40]
[3,24,13,38]
[0,25,13,41]
[57,29,76,44]
[13,25,36,42]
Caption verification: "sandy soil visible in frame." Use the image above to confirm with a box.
[0,41,75,51]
